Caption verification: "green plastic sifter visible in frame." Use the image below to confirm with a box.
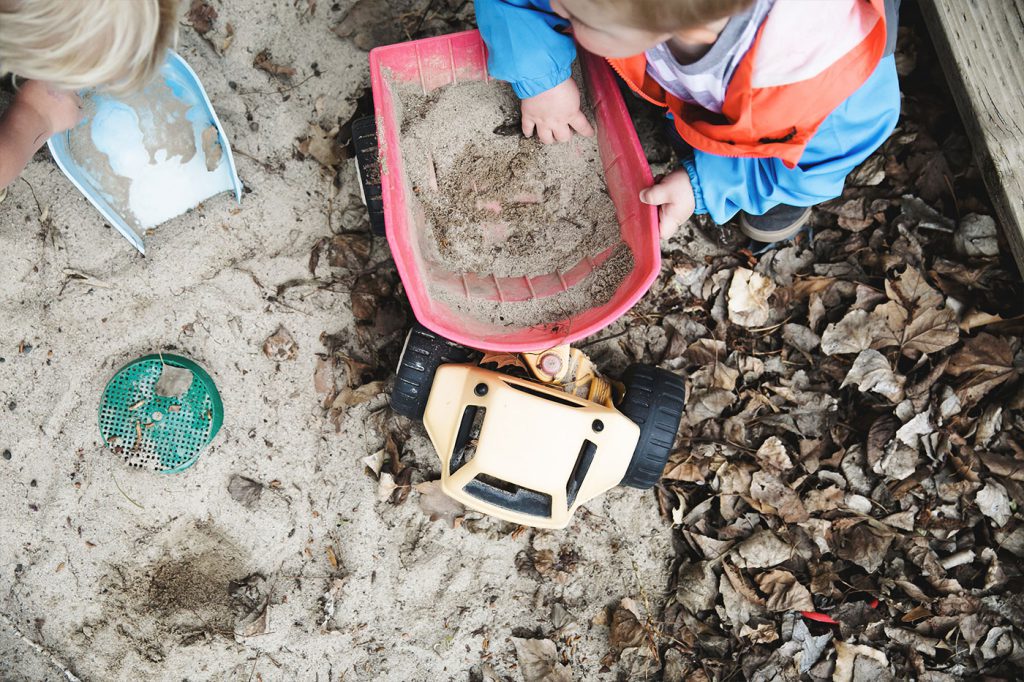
[99,354,223,473]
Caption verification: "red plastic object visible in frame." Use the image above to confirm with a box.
[369,30,660,353]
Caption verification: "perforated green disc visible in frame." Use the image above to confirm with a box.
[99,354,223,473]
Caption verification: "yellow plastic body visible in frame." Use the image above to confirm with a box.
[423,364,640,529]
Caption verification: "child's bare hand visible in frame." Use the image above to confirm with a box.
[18,81,83,136]
[639,169,696,239]
[521,77,594,144]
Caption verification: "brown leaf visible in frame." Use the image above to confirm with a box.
[727,268,776,328]
[684,338,727,365]
[834,518,895,573]
[234,600,269,639]
[263,325,298,361]
[297,124,342,168]
[841,349,905,403]
[732,531,793,569]
[947,333,1019,407]
[749,470,808,522]
[480,352,529,371]
[885,268,960,356]
[414,481,465,527]
[821,309,891,355]
[253,49,296,78]
[328,233,372,270]
[754,570,814,611]
[609,598,648,653]
[227,475,263,507]
[684,389,735,425]
[510,637,571,682]
[753,436,792,471]
[331,380,385,408]
[187,0,217,34]
[313,356,337,407]
[833,642,889,682]
[675,561,718,613]
[866,414,898,469]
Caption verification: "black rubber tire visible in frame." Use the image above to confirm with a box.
[391,323,472,420]
[352,115,386,237]
[618,364,686,488]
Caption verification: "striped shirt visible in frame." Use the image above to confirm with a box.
[645,0,775,114]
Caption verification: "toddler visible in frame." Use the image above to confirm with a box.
[476,0,902,242]
[0,0,179,189]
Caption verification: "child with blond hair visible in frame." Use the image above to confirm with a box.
[0,0,180,188]
[476,0,902,244]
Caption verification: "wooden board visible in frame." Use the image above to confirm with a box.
[921,1,1024,273]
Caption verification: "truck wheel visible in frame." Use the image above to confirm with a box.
[618,364,685,489]
[391,323,472,420]
[352,115,386,237]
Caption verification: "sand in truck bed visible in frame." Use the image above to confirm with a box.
[395,77,633,329]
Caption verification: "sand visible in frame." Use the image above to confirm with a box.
[0,3,671,680]
[396,77,632,328]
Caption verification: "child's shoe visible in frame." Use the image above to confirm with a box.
[738,204,812,242]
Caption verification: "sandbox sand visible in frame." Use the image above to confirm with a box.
[397,77,633,328]
[0,3,670,680]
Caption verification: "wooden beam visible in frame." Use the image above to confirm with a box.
[920,1,1024,274]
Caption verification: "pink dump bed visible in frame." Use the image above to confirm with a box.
[369,30,659,353]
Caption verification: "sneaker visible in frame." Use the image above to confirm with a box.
[738,204,813,242]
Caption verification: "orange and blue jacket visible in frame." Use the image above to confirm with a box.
[475,0,902,223]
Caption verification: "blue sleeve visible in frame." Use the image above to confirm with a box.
[475,0,577,99]
[685,55,902,224]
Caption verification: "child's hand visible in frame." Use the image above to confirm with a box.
[639,169,696,239]
[17,81,83,137]
[521,77,594,144]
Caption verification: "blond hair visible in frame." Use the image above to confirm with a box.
[582,0,756,32]
[0,0,180,95]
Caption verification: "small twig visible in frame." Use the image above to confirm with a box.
[236,72,318,97]
[113,477,145,509]
[0,612,81,681]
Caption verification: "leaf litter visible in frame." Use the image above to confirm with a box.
[302,5,1024,681]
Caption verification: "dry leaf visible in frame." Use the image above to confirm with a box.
[947,333,1019,407]
[749,470,808,522]
[755,570,814,611]
[253,49,296,78]
[263,325,298,361]
[234,601,269,639]
[684,389,735,425]
[511,637,571,682]
[821,309,887,355]
[227,475,263,507]
[297,124,342,168]
[187,0,217,34]
[975,481,1012,527]
[727,268,776,328]
[362,450,384,478]
[480,352,529,371]
[328,233,373,270]
[414,481,465,527]
[313,356,337,407]
[690,362,739,391]
[841,349,905,402]
[834,518,895,573]
[833,641,889,682]
[332,380,385,408]
[754,436,793,470]
[733,531,793,568]
[609,598,648,653]
[155,365,194,397]
[675,561,718,613]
